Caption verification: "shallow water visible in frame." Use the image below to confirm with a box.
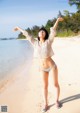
[0,39,34,80]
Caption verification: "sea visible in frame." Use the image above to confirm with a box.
[0,39,34,81]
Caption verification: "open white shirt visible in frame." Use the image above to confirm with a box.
[23,27,56,59]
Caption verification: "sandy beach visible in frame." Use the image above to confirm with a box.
[0,37,80,113]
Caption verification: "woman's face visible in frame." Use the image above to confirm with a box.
[38,30,46,39]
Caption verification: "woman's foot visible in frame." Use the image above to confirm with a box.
[42,105,49,112]
[55,101,60,109]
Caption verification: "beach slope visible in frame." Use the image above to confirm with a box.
[0,37,80,113]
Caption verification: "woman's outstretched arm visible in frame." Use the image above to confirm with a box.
[14,26,35,45]
[52,17,63,30]
[49,17,64,43]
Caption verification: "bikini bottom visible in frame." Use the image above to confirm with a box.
[40,62,57,72]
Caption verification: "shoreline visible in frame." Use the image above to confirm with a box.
[17,35,80,40]
[0,60,32,93]
[0,38,80,113]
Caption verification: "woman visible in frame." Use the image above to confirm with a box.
[14,17,63,112]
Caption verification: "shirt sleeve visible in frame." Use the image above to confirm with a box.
[23,30,36,46]
[48,27,56,43]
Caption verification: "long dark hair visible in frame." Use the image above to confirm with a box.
[38,27,49,41]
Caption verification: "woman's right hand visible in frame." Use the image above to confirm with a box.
[13,26,25,34]
[14,26,19,31]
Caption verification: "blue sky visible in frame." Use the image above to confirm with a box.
[0,0,77,38]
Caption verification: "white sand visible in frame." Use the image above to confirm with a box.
[0,37,80,113]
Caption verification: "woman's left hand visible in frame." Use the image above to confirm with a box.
[57,17,64,22]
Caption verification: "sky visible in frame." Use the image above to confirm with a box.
[0,0,77,38]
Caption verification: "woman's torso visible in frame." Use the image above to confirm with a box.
[38,57,55,69]
[33,39,55,69]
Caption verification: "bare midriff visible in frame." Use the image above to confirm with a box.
[39,57,55,69]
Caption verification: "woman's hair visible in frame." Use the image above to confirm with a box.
[38,27,49,41]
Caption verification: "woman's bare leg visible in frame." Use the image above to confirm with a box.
[51,63,60,107]
[42,71,49,108]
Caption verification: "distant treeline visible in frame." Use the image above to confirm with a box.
[0,38,16,40]
[18,0,80,39]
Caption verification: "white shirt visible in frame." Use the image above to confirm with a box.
[23,27,56,59]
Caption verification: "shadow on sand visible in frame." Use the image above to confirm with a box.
[48,93,80,110]
[60,93,80,104]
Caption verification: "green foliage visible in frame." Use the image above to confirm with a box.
[69,0,80,11]
[31,25,40,37]
[64,10,70,16]
[18,33,26,39]
[57,29,75,37]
